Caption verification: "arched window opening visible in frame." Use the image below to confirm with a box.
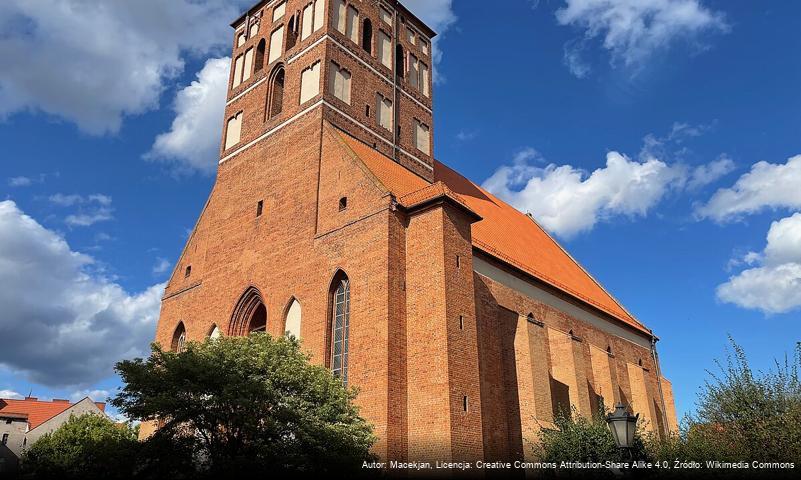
[255,39,266,73]
[362,18,373,54]
[396,44,405,78]
[229,287,268,336]
[287,14,299,50]
[285,298,302,339]
[266,66,286,120]
[328,272,351,385]
[171,322,187,353]
[209,325,222,339]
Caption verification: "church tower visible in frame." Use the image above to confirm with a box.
[223,0,436,180]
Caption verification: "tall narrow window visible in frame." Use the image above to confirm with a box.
[171,322,187,353]
[421,39,429,56]
[330,273,351,385]
[362,19,373,54]
[209,325,222,339]
[225,112,243,150]
[414,119,430,154]
[408,53,420,89]
[267,66,285,119]
[302,3,314,40]
[406,27,416,45]
[421,62,430,97]
[237,31,246,47]
[268,25,285,64]
[299,61,321,104]
[333,0,346,33]
[285,299,302,339]
[273,1,286,21]
[313,0,325,31]
[377,94,393,131]
[243,47,254,82]
[345,6,359,44]
[255,40,266,73]
[249,21,260,38]
[287,15,299,50]
[329,62,351,104]
[378,31,392,68]
[396,44,405,78]
[233,55,244,88]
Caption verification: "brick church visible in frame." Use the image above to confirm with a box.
[147,0,678,463]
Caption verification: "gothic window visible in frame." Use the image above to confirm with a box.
[413,119,430,153]
[378,31,392,68]
[249,20,260,38]
[362,18,373,54]
[268,25,285,64]
[345,6,359,44]
[273,1,286,21]
[406,27,416,45]
[287,15,299,50]
[380,6,392,25]
[329,61,351,104]
[232,55,244,88]
[421,62,430,97]
[313,0,325,32]
[302,4,314,40]
[171,322,187,353]
[285,298,302,339]
[229,287,268,336]
[209,325,221,339]
[329,273,351,385]
[333,0,346,33]
[408,53,420,89]
[299,61,321,104]
[255,39,266,73]
[421,39,429,56]
[267,65,285,119]
[237,31,246,48]
[243,47,254,82]
[225,112,243,150]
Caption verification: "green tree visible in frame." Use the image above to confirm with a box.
[111,333,376,475]
[21,413,138,480]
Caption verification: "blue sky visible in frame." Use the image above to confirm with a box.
[0,0,799,422]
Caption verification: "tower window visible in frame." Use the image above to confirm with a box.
[243,47,254,82]
[339,197,348,211]
[329,62,352,104]
[299,61,321,104]
[345,6,360,44]
[268,25,285,64]
[463,395,469,412]
[362,18,373,54]
[302,3,313,41]
[408,53,420,89]
[273,1,286,21]
[413,119,430,154]
[380,7,392,26]
[225,112,243,150]
[459,315,464,330]
[255,39,266,73]
[232,55,244,88]
[365,104,370,118]
[287,14,299,50]
[406,27,416,45]
[456,255,461,268]
[396,44,405,78]
[185,265,192,278]
[237,32,246,48]
[256,200,264,217]
[421,39,429,56]
[249,20,260,38]
[376,93,392,132]
[267,66,285,119]
[378,31,392,68]
[421,62,430,97]
[333,0,346,33]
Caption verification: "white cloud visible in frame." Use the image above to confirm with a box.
[403,0,457,79]
[0,0,251,135]
[483,150,686,238]
[687,155,735,190]
[0,200,164,387]
[8,177,33,187]
[49,193,114,227]
[0,389,23,399]
[717,213,801,314]
[555,0,728,76]
[147,57,230,175]
[152,257,172,276]
[696,155,801,222]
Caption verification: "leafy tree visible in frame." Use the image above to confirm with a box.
[111,333,376,476]
[534,405,650,469]
[21,413,138,480]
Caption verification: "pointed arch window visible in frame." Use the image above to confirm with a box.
[362,18,373,54]
[209,325,222,339]
[266,65,285,119]
[171,322,187,353]
[285,299,302,339]
[329,273,350,385]
[255,39,266,73]
[229,287,268,336]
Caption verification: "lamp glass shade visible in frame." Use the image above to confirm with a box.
[607,404,638,449]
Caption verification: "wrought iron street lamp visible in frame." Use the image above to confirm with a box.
[606,403,639,450]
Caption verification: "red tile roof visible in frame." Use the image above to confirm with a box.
[338,130,649,335]
[0,397,106,430]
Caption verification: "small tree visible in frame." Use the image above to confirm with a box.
[112,333,376,475]
[21,414,138,480]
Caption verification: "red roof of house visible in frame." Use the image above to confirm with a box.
[338,131,649,335]
[0,397,106,430]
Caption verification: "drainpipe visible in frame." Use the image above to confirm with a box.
[392,2,400,162]
[651,331,671,436]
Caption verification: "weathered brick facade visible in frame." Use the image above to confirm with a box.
[145,0,678,463]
